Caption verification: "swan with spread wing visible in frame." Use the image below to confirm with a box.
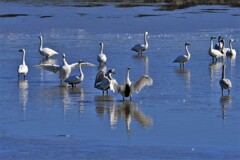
[111,67,153,100]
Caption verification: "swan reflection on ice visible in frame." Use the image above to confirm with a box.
[220,95,232,120]
[174,67,191,89]
[18,80,29,110]
[95,99,153,134]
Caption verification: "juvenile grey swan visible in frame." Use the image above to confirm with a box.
[131,32,149,55]
[94,69,116,95]
[219,65,232,95]
[18,48,28,80]
[214,35,223,51]
[112,67,153,101]
[173,42,191,67]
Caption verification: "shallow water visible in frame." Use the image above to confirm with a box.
[0,2,240,159]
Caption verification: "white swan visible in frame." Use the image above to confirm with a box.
[34,54,79,82]
[226,38,237,56]
[64,60,94,87]
[219,65,232,95]
[97,43,107,66]
[18,48,28,80]
[219,39,230,56]
[209,36,223,62]
[214,36,223,51]
[94,69,116,95]
[112,67,153,101]
[173,42,191,67]
[39,35,58,58]
[131,32,149,55]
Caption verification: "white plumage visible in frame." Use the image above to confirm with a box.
[39,35,58,58]
[219,65,232,95]
[226,38,237,56]
[18,48,28,80]
[64,60,95,87]
[209,36,224,62]
[34,53,79,82]
[111,67,153,100]
[97,43,107,66]
[131,32,149,55]
[173,42,191,67]
[219,39,230,56]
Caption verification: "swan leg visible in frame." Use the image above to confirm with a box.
[24,75,26,80]
[18,74,20,80]
[221,88,223,96]
[123,97,125,101]
[106,90,108,96]
[228,89,230,95]
[102,91,104,96]
[130,95,132,101]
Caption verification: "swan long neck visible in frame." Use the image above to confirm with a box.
[229,40,233,51]
[185,45,190,57]
[22,50,26,65]
[210,38,213,50]
[100,44,103,55]
[222,66,225,79]
[144,33,148,46]
[79,64,84,80]
[63,57,68,65]
[126,69,131,85]
[39,36,43,51]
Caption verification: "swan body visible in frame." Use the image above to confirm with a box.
[173,42,191,67]
[64,60,90,87]
[18,48,28,80]
[39,35,58,58]
[219,65,232,95]
[34,54,79,81]
[94,69,116,95]
[226,38,237,56]
[131,32,149,55]
[214,36,223,51]
[209,36,224,61]
[112,67,153,100]
[97,43,107,66]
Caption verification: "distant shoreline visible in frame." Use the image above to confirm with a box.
[1,0,239,10]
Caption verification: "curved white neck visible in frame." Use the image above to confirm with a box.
[39,37,43,51]
[210,39,213,50]
[126,69,131,85]
[62,57,68,66]
[185,45,190,57]
[22,50,26,65]
[100,44,104,55]
[229,40,233,51]
[79,64,84,80]
[144,33,148,47]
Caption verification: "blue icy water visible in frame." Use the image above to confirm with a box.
[0,2,240,159]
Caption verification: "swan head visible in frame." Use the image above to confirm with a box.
[218,36,223,41]
[18,48,25,53]
[145,32,148,35]
[99,42,103,46]
[78,60,85,64]
[185,42,190,46]
[108,69,116,74]
[230,38,235,42]
[211,36,216,40]
[62,54,66,58]
[127,66,131,70]
[39,35,42,39]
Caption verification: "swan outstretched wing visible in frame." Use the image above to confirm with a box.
[71,62,96,69]
[132,75,153,93]
[109,79,121,93]
[33,64,60,73]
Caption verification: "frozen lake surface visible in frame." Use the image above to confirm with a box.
[0,1,240,159]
